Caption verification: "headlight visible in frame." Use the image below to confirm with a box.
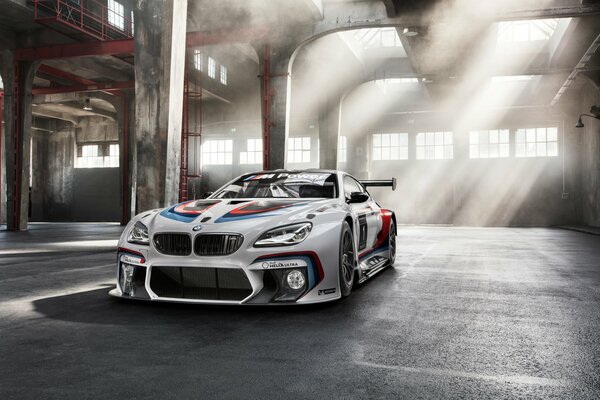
[254,223,312,247]
[127,222,149,245]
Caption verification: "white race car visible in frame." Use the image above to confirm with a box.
[110,170,397,305]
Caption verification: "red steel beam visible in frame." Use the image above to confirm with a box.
[15,39,134,61]
[32,81,134,95]
[38,64,96,85]
[17,27,270,61]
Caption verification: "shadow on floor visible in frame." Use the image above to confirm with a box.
[31,267,397,328]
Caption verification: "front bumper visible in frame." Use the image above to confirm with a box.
[110,247,341,305]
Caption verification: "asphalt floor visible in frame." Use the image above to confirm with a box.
[1,224,599,399]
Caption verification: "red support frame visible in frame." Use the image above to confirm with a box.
[121,97,129,225]
[179,76,189,202]
[16,27,270,62]
[15,39,134,61]
[33,0,133,42]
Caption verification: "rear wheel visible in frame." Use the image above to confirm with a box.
[388,221,396,266]
[339,222,355,297]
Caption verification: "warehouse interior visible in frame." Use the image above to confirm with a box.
[1,0,600,398]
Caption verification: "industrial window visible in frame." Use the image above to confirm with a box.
[240,138,262,165]
[208,57,216,79]
[353,28,402,49]
[497,19,558,43]
[372,133,408,161]
[469,130,510,159]
[338,136,347,163]
[193,50,203,71]
[220,65,228,85]
[107,0,125,31]
[287,137,311,163]
[202,139,233,165]
[416,131,453,160]
[76,143,119,168]
[515,127,558,157]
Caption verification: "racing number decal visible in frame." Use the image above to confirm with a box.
[358,214,368,251]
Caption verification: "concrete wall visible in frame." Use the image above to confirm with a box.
[31,118,121,222]
[341,107,581,227]
[576,77,600,227]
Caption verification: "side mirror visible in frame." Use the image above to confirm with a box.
[201,192,213,199]
[347,192,369,203]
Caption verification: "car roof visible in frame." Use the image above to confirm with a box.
[243,169,341,175]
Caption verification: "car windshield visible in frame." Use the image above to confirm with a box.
[213,172,338,199]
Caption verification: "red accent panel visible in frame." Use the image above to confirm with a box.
[117,247,146,264]
[173,200,218,215]
[255,251,325,281]
[359,209,393,258]
[229,201,296,215]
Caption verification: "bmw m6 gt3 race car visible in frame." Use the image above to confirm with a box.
[109,170,397,305]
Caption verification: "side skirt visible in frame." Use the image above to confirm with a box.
[357,253,390,284]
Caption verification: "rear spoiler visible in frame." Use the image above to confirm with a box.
[360,178,396,191]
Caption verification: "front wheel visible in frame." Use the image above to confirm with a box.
[339,222,355,297]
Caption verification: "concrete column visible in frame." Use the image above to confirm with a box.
[260,46,294,170]
[1,50,36,230]
[133,0,187,213]
[318,98,340,169]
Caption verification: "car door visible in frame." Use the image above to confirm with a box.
[343,175,381,253]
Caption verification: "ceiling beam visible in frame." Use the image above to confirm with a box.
[31,108,78,125]
[31,81,134,95]
[32,91,118,106]
[38,64,96,85]
[185,26,269,48]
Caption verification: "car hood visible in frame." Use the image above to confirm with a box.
[141,198,337,235]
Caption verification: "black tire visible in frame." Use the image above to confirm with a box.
[388,221,396,266]
[339,222,355,297]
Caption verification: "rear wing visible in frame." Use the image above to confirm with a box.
[360,178,396,191]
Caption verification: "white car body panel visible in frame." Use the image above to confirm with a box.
[110,170,395,305]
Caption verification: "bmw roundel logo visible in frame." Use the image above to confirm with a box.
[192,225,203,232]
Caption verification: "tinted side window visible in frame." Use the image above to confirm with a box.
[343,176,362,198]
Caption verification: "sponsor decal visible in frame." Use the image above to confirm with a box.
[261,260,302,269]
[192,225,203,232]
[318,288,336,295]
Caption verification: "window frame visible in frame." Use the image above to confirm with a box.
[515,127,559,158]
